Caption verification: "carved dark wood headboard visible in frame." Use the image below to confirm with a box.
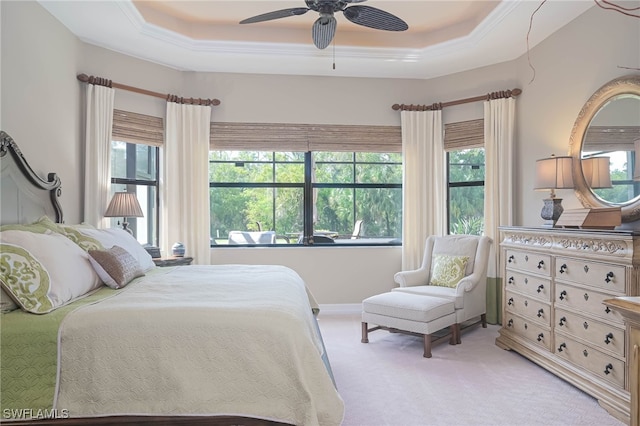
[0,131,63,225]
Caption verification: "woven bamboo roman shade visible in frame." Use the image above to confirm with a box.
[112,109,164,147]
[210,122,402,153]
[443,119,484,152]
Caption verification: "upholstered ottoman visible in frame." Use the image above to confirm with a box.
[361,292,457,358]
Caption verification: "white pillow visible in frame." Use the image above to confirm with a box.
[76,228,155,272]
[0,230,102,314]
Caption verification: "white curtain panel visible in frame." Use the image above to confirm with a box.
[484,97,515,278]
[162,102,212,265]
[400,110,446,271]
[83,84,115,228]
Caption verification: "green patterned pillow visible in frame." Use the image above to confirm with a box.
[430,255,469,288]
[0,217,104,252]
[0,231,103,314]
[0,215,63,234]
[0,244,54,313]
[57,224,104,252]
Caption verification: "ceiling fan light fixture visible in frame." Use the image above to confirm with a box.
[312,16,337,49]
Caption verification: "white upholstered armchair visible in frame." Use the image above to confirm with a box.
[393,234,492,335]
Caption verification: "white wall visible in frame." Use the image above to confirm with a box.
[513,5,640,226]
[1,1,83,222]
[2,2,638,304]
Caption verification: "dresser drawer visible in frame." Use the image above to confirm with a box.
[505,250,552,277]
[555,283,624,325]
[554,334,625,388]
[505,270,552,302]
[505,291,551,327]
[555,308,625,357]
[503,312,552,351]
[556,256,626,293]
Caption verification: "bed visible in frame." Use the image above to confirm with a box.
[0,131,344,426]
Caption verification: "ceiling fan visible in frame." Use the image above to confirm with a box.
[239,0,409,50]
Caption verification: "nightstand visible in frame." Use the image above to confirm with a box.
[153,256,193,267]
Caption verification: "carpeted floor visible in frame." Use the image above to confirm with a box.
[317,312,625,426]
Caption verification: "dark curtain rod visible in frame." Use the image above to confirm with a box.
[392,88,521,111]
[77,73,221,106]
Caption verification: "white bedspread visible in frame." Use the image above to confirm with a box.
[54,265,344,426]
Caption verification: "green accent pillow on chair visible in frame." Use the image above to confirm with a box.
[430,255,469,288]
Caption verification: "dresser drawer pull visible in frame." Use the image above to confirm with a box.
[508,255,514,263]
[583,321,589,330]
[559,264,567,274]
[604,333,614,344]
[537,333,544,342]
[583,293,589,301]
[604,271,614,283]
[524,278,528,284]
[605,306,611,314]
[537,284,544,293]
[537,308,544,318]
[525,255,529,262]
[583,349,589,357]
[524,300,528,307]
[557,343,566,352]
[537,260,544,269]
[584,265,589,273]
[559,317,566,326]
[559,290,567,300]
[508,276,514,285]
[604,363,613,375]
[507,319,513,327]
[508,297,514,306]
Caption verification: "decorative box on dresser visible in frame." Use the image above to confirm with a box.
[496,226,640,424]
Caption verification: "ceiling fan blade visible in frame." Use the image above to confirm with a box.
[343,5,408,31]
[312,16,337,49]
[239,7,309,24]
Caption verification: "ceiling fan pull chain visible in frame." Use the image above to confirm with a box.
[333,38,336,70]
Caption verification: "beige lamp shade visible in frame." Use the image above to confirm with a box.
[582,157,612,188]
[105,192,143,234]
[534,155,574,197]
[105,192,144,218]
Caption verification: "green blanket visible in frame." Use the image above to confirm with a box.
[0,287,117,418]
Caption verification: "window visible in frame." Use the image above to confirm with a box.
[447,148,485,235]
[444,119,485,236]
[110,141,159,245]
[110,109,163,245]
[209,150,402,245]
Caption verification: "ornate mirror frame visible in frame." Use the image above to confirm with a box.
[569,74,640,222]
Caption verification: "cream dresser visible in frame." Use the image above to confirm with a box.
[496,226,640,424]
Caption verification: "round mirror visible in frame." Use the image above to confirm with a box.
[569,75,640,222]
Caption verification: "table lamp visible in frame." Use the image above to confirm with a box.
[104,192,144,234]
[534,155,574,227]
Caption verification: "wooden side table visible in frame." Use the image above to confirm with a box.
[153,256,193,267]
